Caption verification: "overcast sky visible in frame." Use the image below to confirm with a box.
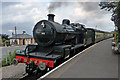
[1,0,115,36]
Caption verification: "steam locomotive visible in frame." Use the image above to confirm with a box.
[13,14,113,75]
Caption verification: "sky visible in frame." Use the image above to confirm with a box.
[1,0,115,37]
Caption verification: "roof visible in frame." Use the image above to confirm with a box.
[86,28,111,33]
[9,34,33,39]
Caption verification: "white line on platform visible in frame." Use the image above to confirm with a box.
[19,73,28,79]
[39,41,103,79]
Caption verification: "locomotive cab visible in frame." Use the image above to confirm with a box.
[71,23,86,44]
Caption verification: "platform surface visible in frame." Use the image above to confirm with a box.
[44,39,119,78]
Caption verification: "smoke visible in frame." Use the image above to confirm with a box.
[48,2,69,13]
[47,2,99,13]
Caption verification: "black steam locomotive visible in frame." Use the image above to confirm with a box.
[13,14,113,74]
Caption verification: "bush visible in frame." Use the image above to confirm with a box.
[0,39,2,47]
[1,50,16,67]
[2,38,6,43]
[10,51,16,63]
[2,55,10,66]
[0,43,1,46]
[5,40,10,46]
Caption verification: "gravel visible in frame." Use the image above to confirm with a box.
[2,63,26,79]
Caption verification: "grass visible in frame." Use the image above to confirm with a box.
[0,43,2,47]
[1,50,16,67]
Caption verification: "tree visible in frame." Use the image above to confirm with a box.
[5,40,10,47]
[99,1,120,43]
[1,34,9,40]
[2,38,6,43]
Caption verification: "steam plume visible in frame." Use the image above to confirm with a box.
[48,2,68,13]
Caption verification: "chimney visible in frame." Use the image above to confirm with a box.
[23,31,26,34]
[47,14,55,21]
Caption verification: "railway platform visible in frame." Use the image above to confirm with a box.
[40,38,119,80]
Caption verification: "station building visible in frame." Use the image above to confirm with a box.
[9,31,35,45]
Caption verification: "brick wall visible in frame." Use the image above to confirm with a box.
[32,38,35,44]
[19,39,22,45]
[10,38,35,45]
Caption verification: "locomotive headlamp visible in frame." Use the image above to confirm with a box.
[38,62,46,71]
[13,58,18,65]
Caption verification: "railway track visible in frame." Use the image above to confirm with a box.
[19,73,41,80]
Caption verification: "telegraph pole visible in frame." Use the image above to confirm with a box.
[15,26,17,45]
